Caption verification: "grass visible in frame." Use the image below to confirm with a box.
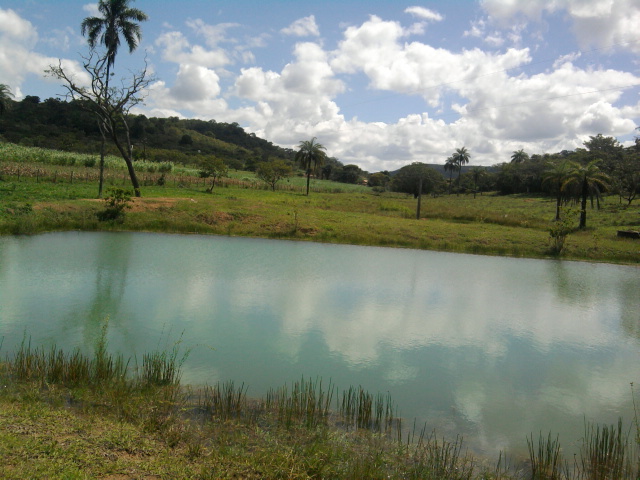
[1,159,638,263]
[1,338,639,479]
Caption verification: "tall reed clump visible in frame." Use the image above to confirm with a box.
[264,376,334,429]
[577,418,632,479]
[527,431,567,479]
[139,334,190,388]
[200,380,248,421]
[404,423,475,480]
[339,385,398,433]
[8,323,127,387]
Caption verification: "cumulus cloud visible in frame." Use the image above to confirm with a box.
[481,0,640,53]
[281,15,320,37]
[156,31,231,68]
[404,6,443,22]
[0,8,89,97]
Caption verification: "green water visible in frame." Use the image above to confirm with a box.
[1,231,638,456]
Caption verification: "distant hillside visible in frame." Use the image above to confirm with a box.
[0,96,295,169]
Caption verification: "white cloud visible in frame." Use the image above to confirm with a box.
[156,30,231,68]
[170,64,221,101]
[0,8,89,96]
[281,15,320,37]
[404,6,443,22]
[82,3,100,17]
[481,0,640,53]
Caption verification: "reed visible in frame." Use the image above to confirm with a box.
[527,431,566,479]
[406,424,475,480]
[264,376,334,428]
[577,418,631,479]
[200,380,247,420]
[339,385,398,433]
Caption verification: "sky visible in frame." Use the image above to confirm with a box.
[1,0,639,172]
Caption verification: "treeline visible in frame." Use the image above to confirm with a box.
[376,134,639,205]
[0,95,295,169]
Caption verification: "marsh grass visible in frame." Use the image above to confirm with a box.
[577,419,631,479]
[527,432,567,479]
[339,385,398,433]
[200,380,248,420]
[2,336,640,478]
[264,376,335,429]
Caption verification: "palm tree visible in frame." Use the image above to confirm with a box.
[295,137,327,196]
[542,160,573,221]
[444,156,456,194]
[451,147,470,193]
[81,0,148,89]
[81,0,147,198]
[0,84,14,116]
[511,149,529,164]
[562,160,609,229]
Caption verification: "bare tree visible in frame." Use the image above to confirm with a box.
[47,52,154,197]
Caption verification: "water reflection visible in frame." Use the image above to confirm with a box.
[0,232,638,457]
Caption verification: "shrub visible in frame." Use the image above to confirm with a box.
[96,188,133,222]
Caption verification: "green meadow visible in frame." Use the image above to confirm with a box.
[1,144,638,264]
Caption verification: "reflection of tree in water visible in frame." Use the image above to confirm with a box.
[548,261,596,305]
[620,279,640,341]
[60,233,133,351]
[549,260,640,342]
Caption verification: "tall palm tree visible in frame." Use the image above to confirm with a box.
[81,0,147,198]
[295,137,327,196]
[0,84,14,116]
[81,0,148,90]
[542,160,573,221]
[562,160,609,229]
[510,149,529,164]
[451,146,470,193]
[444,156,456,194]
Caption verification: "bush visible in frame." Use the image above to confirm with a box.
[96,188,133,222]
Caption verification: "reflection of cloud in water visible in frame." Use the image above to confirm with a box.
[2,233,639,457]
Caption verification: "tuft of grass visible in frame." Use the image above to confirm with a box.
[578,418,632,479]
[527,431,567,479]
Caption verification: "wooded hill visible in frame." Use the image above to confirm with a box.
[0,95,295,170]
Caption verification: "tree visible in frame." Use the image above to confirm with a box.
[81,0,148,89]
[390,163,444,219]
[295,137,327,196]
[470,166,487,199]
[81,0,148,198]
[444,156,456,194]
[0,84,14,116]
[47,52,154,197]
[256,160,293,191]
[199,157,228,193]
[511,149,529,164]
[451,146,470,193]
[542,160,574,221]
[368,172,390,189]
[562,160,609,229]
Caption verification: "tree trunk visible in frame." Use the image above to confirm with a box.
[305,169,311,196]
[416,177,422,219]
[579,179,588,228]
[97,122,106,199]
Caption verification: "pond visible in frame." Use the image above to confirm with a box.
[0,231,638,457]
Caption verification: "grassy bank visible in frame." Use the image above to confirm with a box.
[2,337,639,479]
[1,159,639,264]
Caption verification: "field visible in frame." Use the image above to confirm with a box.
[1,144,639,264]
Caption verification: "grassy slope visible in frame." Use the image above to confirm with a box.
[1,171,638,263]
